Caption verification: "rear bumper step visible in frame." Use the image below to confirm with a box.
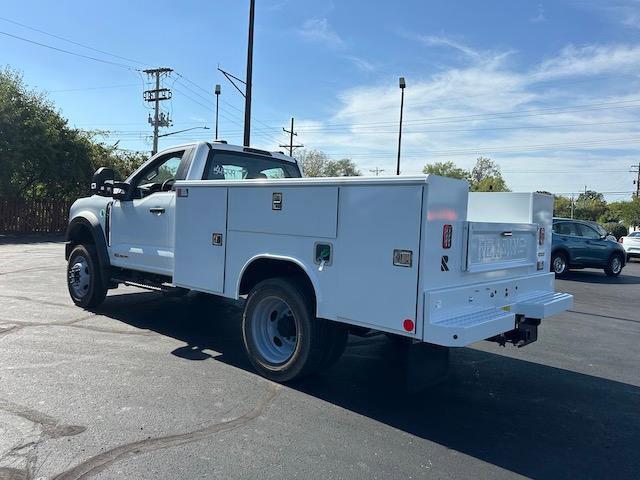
[511,291,573,318]
[423,274,573,347]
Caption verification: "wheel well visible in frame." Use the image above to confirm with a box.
[552,248,569,260]
[68,223,95,247]
[239,258,316,305]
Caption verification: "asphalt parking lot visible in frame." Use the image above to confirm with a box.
[1,238,639,480]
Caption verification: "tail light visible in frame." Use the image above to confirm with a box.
[442,224,453,249]
[538,227,545,246]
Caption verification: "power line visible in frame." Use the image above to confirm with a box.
[0,30,140,70]
[0,15,148,66]
[296,98,640,132]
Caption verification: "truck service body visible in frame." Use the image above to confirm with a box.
[66,141,573,382]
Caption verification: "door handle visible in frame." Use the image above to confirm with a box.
[149,207,165,215]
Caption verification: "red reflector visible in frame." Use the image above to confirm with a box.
[442,224,453,249]
[403,319,415,332]
[538,227,545,245]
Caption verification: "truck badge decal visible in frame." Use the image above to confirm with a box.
[272,192,283,210]
[441,255,449,272]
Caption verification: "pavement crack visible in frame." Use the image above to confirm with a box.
[0,399,86,440]
[53,383,281,480]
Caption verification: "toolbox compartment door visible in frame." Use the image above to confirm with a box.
[173,186,228,294]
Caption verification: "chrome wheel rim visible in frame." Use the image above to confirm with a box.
[553,256,566,274]
[251,296,297,365]
[611,257,622,274]
[68,255,90,298]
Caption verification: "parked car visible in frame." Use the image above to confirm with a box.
[551,218,626,277]
[620,231,640,261]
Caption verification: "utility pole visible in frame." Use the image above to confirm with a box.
[214,84,221,140]
[369,167,385,176]
[631,164,640,198]
[280,117,303,156]
[570,194,575,219]
[143,67,173,155]
[244,0,255,147]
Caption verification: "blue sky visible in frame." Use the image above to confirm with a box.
[2,0,640,198]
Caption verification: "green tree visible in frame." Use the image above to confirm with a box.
[553,195,573,218]
[296,149,361,177]
[607,198,640,228]
[574,190,607,222]
[422,161,469,180]
[0,67,147,200]
[469,157,510,192]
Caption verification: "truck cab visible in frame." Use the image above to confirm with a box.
[68,142,301,280]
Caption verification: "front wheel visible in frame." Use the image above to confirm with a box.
[242,277,328,382]
[67,244,107,308]
[604,254,624,277]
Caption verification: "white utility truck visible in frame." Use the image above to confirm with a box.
[66,141,573,383]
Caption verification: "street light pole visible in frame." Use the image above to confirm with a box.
[396,77,406,176]
[157,126,209,138]
[243,0,255,147]
[214,84,221,140]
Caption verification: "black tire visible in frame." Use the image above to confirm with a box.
[604,253,624,277]
[319,322,348,370]
[67,244,107,308]
[242,277,328,382]
[551,251,569,276]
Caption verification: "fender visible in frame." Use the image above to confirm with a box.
[65,214,111,286]
[236,254,324,315]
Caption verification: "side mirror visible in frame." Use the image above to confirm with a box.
[91,167,115,197]
[112,181,130,200]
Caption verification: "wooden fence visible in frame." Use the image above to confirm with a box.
[0,197,72,233]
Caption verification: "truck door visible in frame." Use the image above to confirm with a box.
[576,223,609,265]
[109,148,191,277]
[553,221,585,265]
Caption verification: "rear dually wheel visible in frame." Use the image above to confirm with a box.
[242,277,329,382]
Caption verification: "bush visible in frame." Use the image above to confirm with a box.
[603,222,628,241]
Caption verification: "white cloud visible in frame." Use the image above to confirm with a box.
[413,34,483,60]
[342,55,376,72]
[297,18,343,47]
[573,0,640,28]
[290,42,640,199]
[533,44,640,80]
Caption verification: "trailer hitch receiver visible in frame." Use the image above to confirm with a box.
[489,317,540,348]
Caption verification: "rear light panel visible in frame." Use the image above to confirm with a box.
[442,224,453,249]
[538,227,545,246]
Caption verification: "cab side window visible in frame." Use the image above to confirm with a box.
[132,151,184,199]
[553,222,578,236]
